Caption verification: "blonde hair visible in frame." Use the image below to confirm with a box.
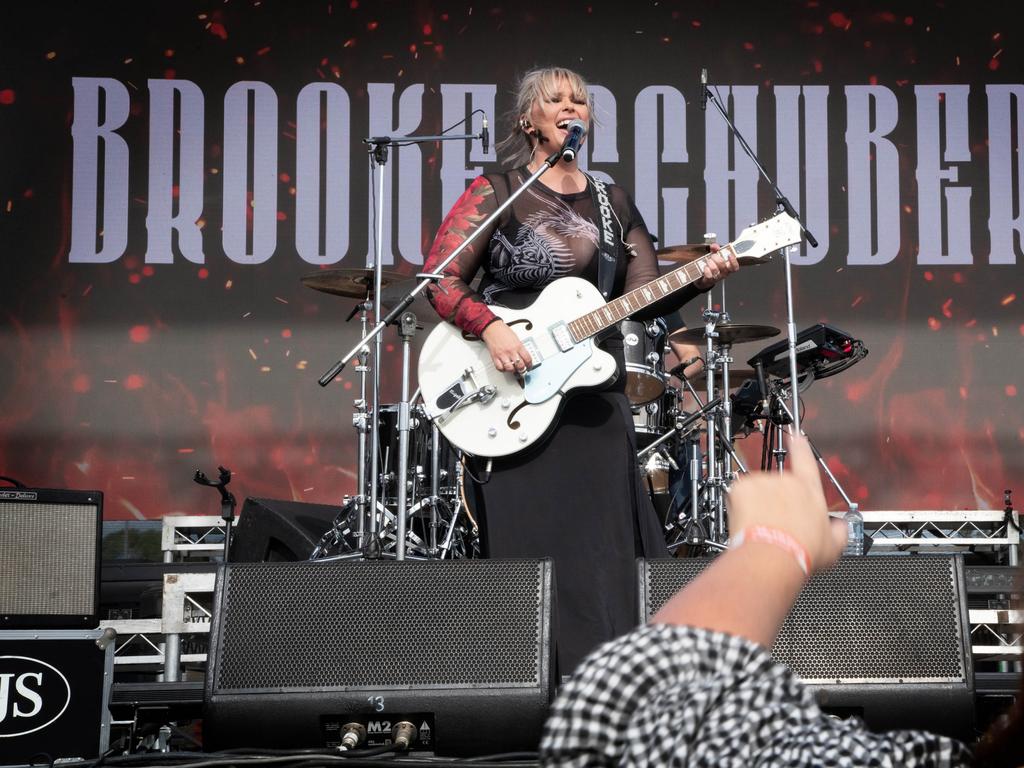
[496,66,593,168]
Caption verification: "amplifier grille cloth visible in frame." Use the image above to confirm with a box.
[644,557,966,682]
[0,503,98,614]
[213,560,544,691]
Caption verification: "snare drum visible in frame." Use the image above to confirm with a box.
[621,319,667,405]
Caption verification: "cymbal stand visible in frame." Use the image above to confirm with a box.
[674,352,749,547]
[699,304,741,542]
[388,311,420,558]
[350,300,372,548]
[676,374,749,478]
[426,421,443,555]
[435,457,468,559]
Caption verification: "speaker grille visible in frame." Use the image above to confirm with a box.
[212,560,545,691]
[642,556,968,683]
[0,502,98,616]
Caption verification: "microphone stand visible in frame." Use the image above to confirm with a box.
[700,77,818,438]
[317,135,565,560]
[316,128,479,560]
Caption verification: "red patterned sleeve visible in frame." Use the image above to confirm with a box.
[423,176,500,337]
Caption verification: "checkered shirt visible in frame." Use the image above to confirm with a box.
[541,624,971,767]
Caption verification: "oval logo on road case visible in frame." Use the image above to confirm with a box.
[0,656,72,738]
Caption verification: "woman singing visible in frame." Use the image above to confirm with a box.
[423,66,738,675]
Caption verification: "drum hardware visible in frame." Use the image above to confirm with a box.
[652,299,774,548]
[742,333,867,513]
[302,283,470,561]
[674,366,758,391]
[636,397,721,462]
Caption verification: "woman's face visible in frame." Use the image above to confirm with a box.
[526,75,590,153]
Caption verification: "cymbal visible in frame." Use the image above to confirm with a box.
[654,243,711,262]
[380,279,437,319]
[669,324,781,346]
[300,268,409,299]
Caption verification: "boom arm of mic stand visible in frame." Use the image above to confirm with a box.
[317,149,563,387]
[703,89,818,248]
[366,133,479,144]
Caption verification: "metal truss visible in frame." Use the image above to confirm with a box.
[861,510,1020,551]
[161,514,232,559]
[970,609,1023,660]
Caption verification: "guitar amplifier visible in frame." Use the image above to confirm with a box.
[0,488,103,628]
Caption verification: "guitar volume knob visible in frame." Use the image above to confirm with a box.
[501,397,511,409]
[487,427,497,438]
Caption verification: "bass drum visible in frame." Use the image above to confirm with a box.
[621,319,667,405]
[376,404,459,503]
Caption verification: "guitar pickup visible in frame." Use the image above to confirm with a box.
[521,337,542,367]
[550,322,574,353]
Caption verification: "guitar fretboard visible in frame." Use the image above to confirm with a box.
[568,246,734,341]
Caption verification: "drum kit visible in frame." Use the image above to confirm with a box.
[621,242,869,553]
[301,244,868,560]
[623,313,782,553]
[303,268,478,562]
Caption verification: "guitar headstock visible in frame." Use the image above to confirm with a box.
[729,212,803,265]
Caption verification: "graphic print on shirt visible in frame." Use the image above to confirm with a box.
[483,186,599,303]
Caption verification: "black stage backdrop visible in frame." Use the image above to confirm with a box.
[0,1,1021,520]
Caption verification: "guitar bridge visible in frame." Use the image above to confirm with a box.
[427,367,496,423]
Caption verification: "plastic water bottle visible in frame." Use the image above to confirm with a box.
[844,503,864,556]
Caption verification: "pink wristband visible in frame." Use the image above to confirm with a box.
[729,525,811,576]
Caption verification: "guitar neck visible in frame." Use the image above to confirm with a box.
[568,245,734,341]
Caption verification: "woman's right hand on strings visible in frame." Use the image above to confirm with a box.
[481,320,533,374]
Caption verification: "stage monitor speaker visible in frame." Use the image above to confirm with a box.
[231,497,341,562]
[0,488,102,629]
[638,555,974,739]
[204,559,554,755]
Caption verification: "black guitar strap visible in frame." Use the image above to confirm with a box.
[585,174,623,301]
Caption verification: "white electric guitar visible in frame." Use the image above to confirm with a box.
[418,212,802,457]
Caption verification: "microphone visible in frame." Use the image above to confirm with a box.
[699,67,708,111]
[559,118,587,163]
[481,115,489,155]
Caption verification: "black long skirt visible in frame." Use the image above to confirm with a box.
[466,349,669,677]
